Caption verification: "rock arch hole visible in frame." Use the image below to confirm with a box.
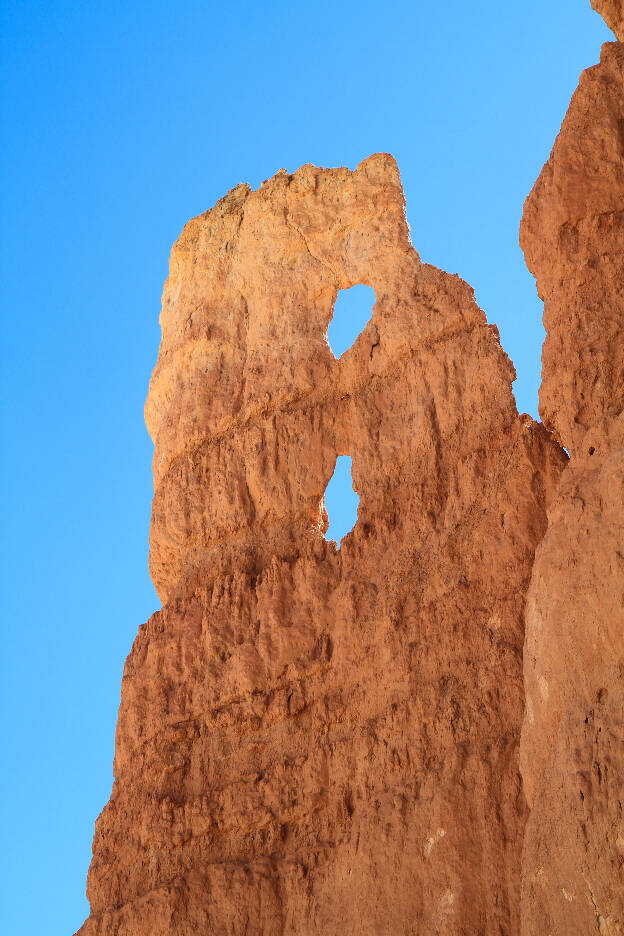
[327,284,375,358]
[324,455,359,547]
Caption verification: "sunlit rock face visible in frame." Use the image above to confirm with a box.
[76,153,566,935]
[519,39,624,936]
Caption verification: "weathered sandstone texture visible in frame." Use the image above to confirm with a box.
[592,0,624,40]
[77,153,567,935]
[519,40,624,936]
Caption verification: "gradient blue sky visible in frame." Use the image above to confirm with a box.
[0,2,612,932]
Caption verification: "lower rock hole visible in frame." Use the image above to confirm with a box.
[324,455,359,547]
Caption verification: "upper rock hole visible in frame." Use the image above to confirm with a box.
[327,284,375,358]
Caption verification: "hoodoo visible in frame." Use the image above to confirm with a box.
[77,154,564,934]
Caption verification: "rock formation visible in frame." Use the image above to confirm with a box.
[519,38,624,936]
[77,8,624,935]
[76,154,566,935]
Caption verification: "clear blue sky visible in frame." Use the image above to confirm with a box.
[0,2,611,932]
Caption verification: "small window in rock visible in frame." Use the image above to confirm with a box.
[324,455,359,547]
[327,284,375,358]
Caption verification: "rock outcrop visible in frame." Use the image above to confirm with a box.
[520,41,624,459]
[77,5,624,931]
[519,38,624,936]
[592,0,624,40]
[76,154,566,935]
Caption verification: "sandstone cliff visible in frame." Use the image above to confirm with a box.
[77,154,565,935]
[519,39,624,936]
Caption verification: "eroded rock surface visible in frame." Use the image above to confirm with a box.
[520,40,624,936]
[520,42,624,459]
[77,154,566,935]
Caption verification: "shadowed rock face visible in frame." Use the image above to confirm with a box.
[520,41,624,936]
[76,154,566,935]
